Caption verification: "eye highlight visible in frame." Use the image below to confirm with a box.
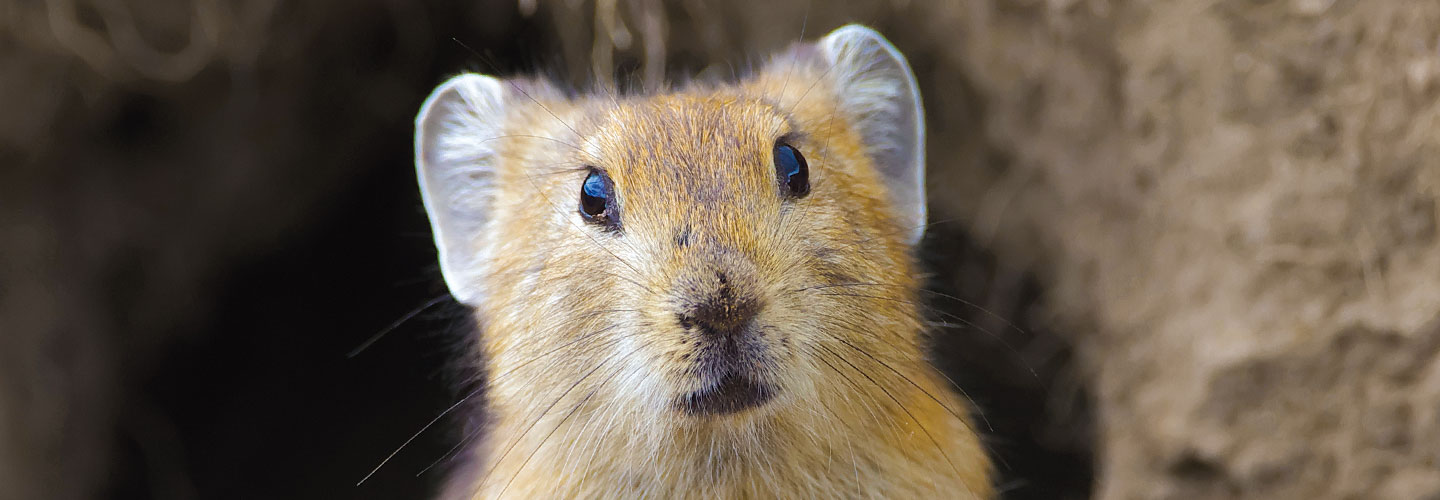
[579,168,618,229]
[773,141,809,198]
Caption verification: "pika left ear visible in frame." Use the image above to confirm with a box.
[415,73,510,306]
[816,25,927,245]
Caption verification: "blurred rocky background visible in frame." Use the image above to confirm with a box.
[2,0,1437,499]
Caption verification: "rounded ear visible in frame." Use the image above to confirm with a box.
[818,25,927,245]
[415,73,508,306]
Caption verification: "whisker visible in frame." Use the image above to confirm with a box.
[818,216,965,257]
[803,343,894,489]
[777,11,809,106]
[401,319,636,479]
[485,324,617,382]
[472,332,658,499]
[570,386,625,495]
[504,79,583,140]
[799,282,1033,344]
[347,295,452,358]
[373,321,629,478]
[804,306,999,433]
[806,343,890,429]
[787,281,891,293]
[469,323,657,493]
[816,291,1020,355]
[927,364,999,445]
[355,386,480,485]
[812,342,976,499]
[785,55,838,116]
[450,37,501,73]
[415,430,469,477]
[556,381,617,489]
[828,335,990,434]
[917,287,1031,338]
[793,280,1043,386]
[474,357,611,494]
[495,345,636,498]
[480,133,589,154]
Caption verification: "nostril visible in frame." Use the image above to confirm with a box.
[679,294,760,339]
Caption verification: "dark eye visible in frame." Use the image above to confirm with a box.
[579,168,617,227]
[773,141,809,198]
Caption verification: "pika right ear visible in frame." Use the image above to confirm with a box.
[815,25,927,246]
[415,73,508,306]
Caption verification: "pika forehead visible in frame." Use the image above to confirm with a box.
[583,94,792,205]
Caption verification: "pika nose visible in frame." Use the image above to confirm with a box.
[677,272,761,340]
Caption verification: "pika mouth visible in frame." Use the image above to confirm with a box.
[675,372,775,417]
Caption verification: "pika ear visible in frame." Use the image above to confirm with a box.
[415,73,509,306]
[817,25,927,245]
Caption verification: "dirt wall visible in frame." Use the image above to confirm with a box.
[920,2,1440,497]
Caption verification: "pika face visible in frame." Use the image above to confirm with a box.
[578,94,887,419]
[416,25,988,499]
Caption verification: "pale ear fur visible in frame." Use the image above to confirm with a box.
[817,25,927,245]
[415,73,508,306]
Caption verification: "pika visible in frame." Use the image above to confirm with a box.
[414,24,992,499]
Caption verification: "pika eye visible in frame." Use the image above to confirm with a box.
[773,141,809,198]
[580,169,610,217]
[579,168,617,227]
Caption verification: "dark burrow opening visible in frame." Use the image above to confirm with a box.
[922,224,1095,500]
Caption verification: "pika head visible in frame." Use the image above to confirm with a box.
[416,25,988,499]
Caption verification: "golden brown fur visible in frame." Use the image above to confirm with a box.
[425,28,992,500]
